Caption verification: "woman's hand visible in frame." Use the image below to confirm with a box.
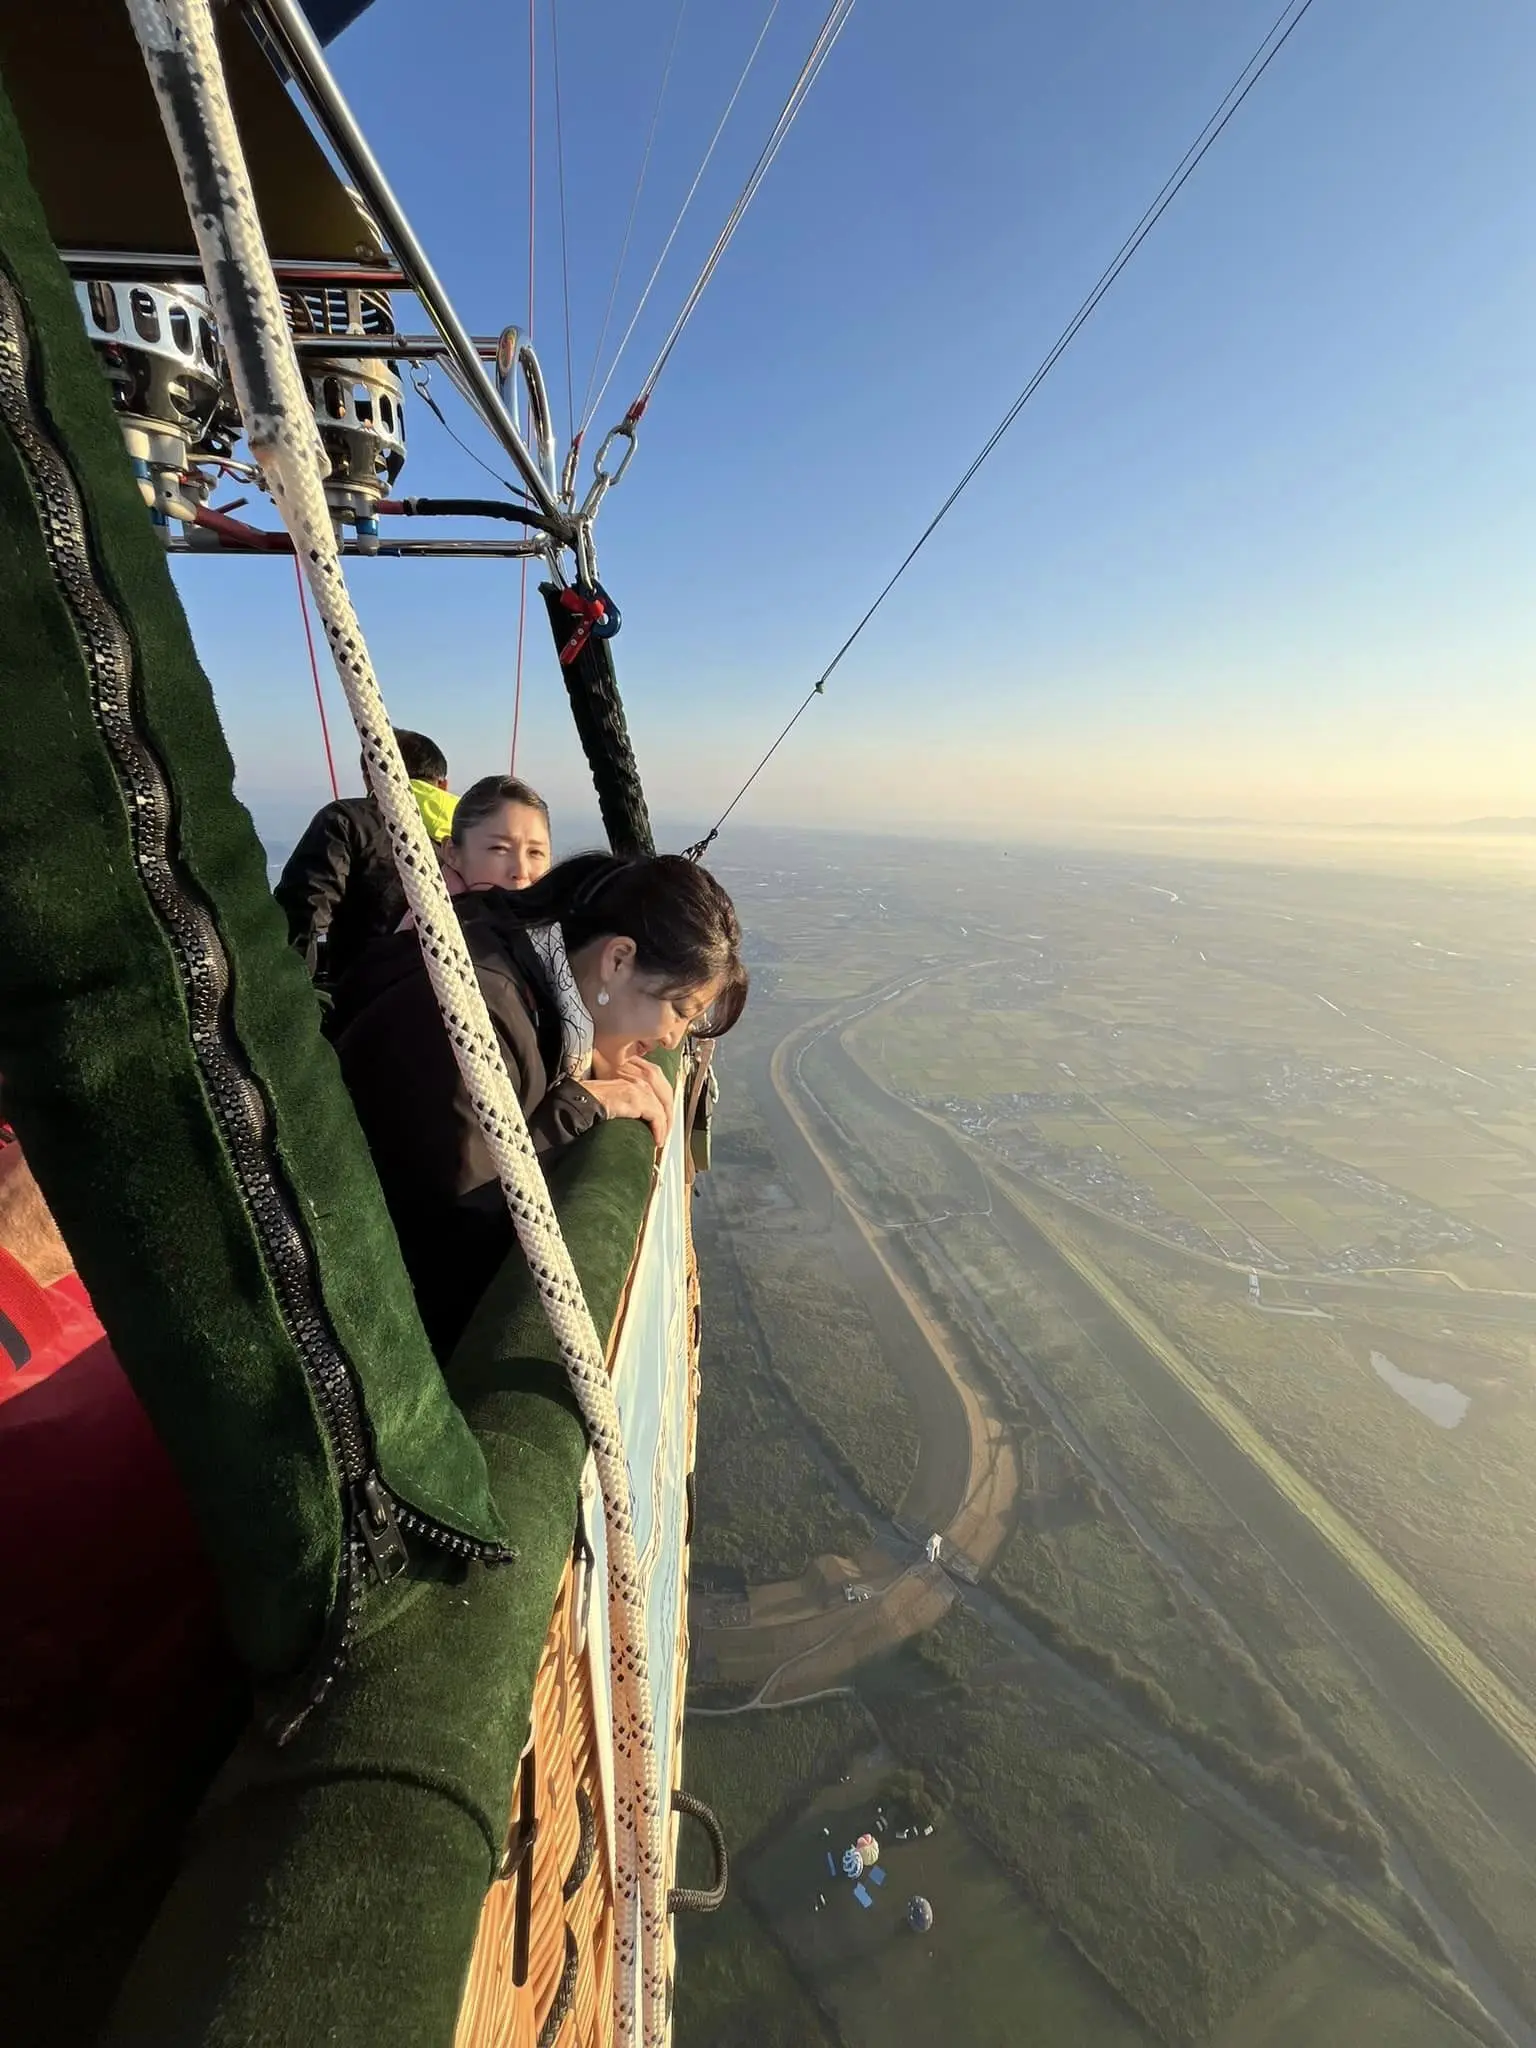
[580,1056,673,1149]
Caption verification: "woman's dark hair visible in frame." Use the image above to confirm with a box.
[451,774,551,844]
[496,852,747,1038]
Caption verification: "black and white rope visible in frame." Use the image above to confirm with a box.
[124,5,667,2039]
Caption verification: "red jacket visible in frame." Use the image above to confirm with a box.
[0,1246,243,2033]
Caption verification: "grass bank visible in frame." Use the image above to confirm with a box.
[732,1227,919,1517]
[692,1199,871,1579]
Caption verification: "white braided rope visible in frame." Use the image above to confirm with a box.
[124,6,667,2039]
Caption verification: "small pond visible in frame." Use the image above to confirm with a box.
[1370,1350,1470,1429]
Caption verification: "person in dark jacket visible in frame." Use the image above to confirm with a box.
[274,728,450,985]
[334,853,748,1354]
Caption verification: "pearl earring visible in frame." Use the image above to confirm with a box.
[596,989,610,1007]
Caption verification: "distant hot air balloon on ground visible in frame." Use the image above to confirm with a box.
[907,1895,934,1933]
[855,1832,879,1870]
[841,1845,864,1879]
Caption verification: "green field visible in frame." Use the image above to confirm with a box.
[730,1224,919,1517]
[1018,1098,1399,1263]
[698,1056,920,1523]
[689,1150,1526,2039]
[957,1181,1536,2007]
[1210,1940,1485,2048]
[675,1701,876,2048]
[797,1027,976,1223]
[822,841,1536,1294]
[869,1623,1322,2045]
[677,1701,1157,2048]
[681,1698,879,1870]
[692,1195,872,1581]
[674,1899,839,2048]
[747,1748,1148,2048]
[990,1515,1358,1797]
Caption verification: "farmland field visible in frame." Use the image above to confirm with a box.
[1018,1190,1536,1701]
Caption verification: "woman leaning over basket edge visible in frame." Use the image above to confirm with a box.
[334,852,747,1353]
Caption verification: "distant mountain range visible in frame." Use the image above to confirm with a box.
[1351,817,1536,835]
[1126,815,1536,835]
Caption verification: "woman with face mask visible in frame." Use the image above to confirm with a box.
[335,853,748,1352]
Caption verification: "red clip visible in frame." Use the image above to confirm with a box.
[558,586,608,667]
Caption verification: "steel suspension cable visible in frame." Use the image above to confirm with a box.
[511,0,537,772]
[408,364,524,497]
[621,0,854,423]
[578,0,690,430]
[686,0,1321,857]
[549,0,576,450]
[525,0,536,345]
[581,0,783,439]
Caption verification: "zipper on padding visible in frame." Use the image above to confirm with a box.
[0,268,513,1730]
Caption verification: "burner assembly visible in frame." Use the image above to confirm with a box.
[282,282,406,548]
[75,276,240,530]
[76,274,406,551]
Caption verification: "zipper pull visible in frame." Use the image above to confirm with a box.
[353,1472,408,1583]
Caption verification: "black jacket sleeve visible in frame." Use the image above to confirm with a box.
[525,1075,606,1157]
[440,1040,605,1228]
[457,979,605,1188]
[273,803,361,970]
[334,935,609,1352]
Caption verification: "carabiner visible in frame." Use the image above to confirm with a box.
[592,418,638,488]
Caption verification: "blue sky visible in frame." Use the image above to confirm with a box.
[179,0,1535,844]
